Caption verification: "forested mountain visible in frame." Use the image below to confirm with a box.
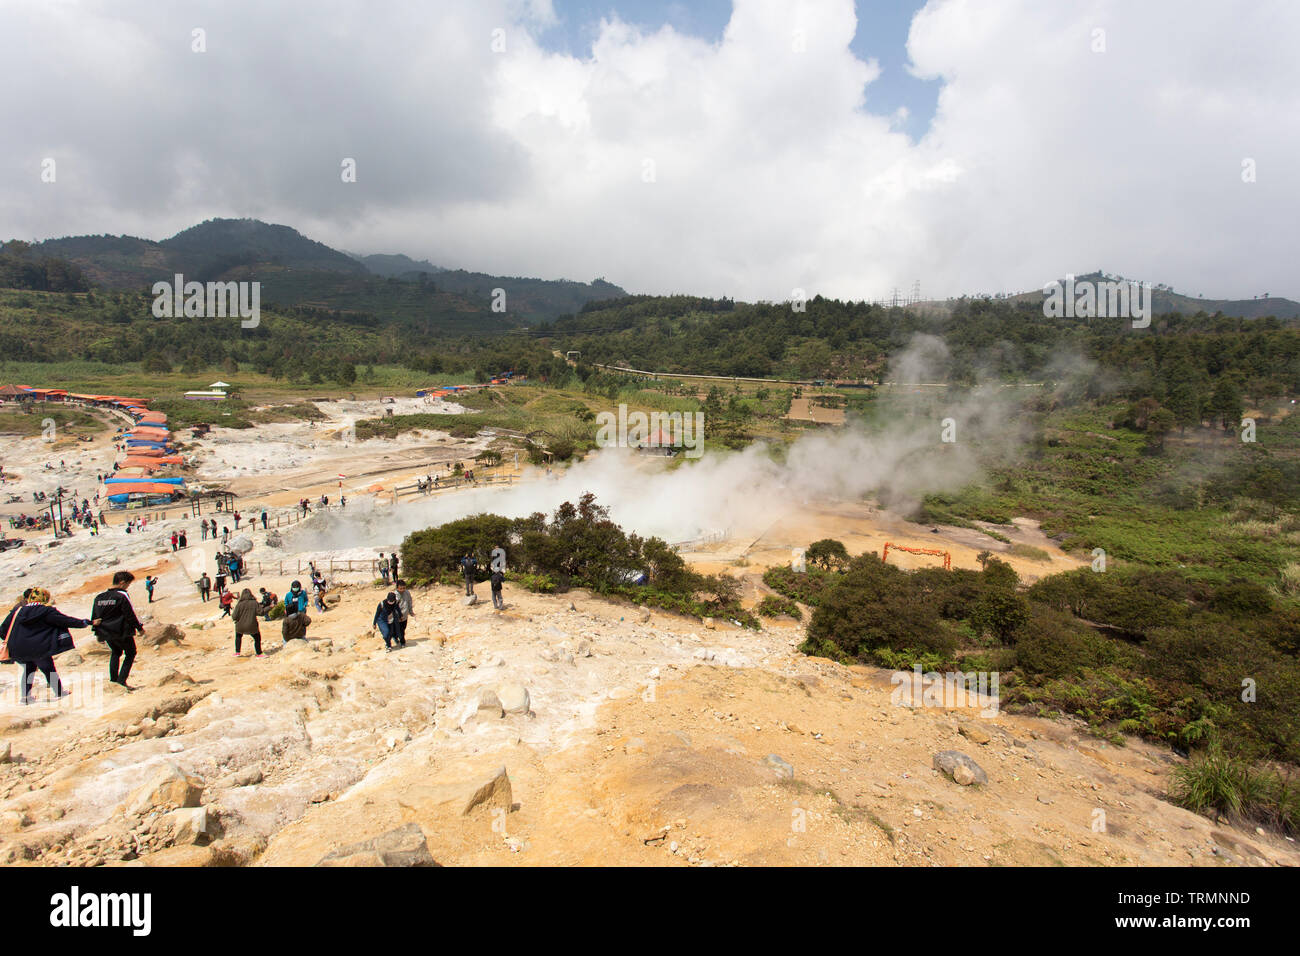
[5,218,627,325]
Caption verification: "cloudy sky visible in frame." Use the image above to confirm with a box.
[2,0,1295,301]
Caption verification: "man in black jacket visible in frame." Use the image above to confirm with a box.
[92,571,145,688]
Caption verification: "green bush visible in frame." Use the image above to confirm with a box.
[756,595,802,620]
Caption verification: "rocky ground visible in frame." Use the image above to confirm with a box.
[0,578,1294,868]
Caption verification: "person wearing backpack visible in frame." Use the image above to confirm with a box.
[490,567,505,610]
[460,553,478,597]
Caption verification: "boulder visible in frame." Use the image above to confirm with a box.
[129,763,203,813]
[316,823,438,867]
[933,750,988,785]
[141,623,185,647]
[0,741,10,764]
[461,594,478,607]
[497,682,530,714]
[959,724,992,745]
[215,765,263,789]
[155,668,195,688]
[163,806,213,846]
[476,691,504,719]
[763,754,794,780]
[61,650,84,666]
[0,810,31,833]
[228,536,254,555]
[140,845,216,867]
[462,766,513,817]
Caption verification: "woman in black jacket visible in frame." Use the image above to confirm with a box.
[1,588,96,704]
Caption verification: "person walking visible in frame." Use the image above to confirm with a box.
[170,531,178,552]
[311,573,327,613]
[490,567,505,609]
[221,526,229,545]
[260,510,268,530]
[372,593,401,651]
[1,587,94,704]
[233,511,241,530]
[378,553,390,585]
[395,580,413,644]
[197,571,211,602]
[218,588,234,618]
[389,552,399,582]
[178,530,187,549]
[144,575,156,603]
[232,588,263,657]
[200,521,208,541]
[92,571,144,688]
[460,553,478,597]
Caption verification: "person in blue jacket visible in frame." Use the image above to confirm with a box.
[283,580,309,615]
[0,587,98,705]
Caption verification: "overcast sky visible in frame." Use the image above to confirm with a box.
[2,0,1295,301]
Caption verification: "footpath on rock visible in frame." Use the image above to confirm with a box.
[0,577,1294,868]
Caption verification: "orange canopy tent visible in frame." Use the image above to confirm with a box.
[105,482,180,496]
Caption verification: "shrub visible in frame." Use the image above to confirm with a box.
[1014,608,1118,678]
[806,538,850,571]
[756,595,801,620]
[802,556,954,664]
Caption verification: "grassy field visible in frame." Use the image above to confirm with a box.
[0,405,110,438]
[919,400,1300,592]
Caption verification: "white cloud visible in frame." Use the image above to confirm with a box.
[1,0,1295,301]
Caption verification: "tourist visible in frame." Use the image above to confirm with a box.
[372,592,402,651]
[260,509,268,529]
[178,530,187,549]
[311,572,327,613]
[282,608,310,643]
[1,588,94,704]
[232,588,264,658]
[197,571,211,602]
[218,588,234,618]
[284,581,308,615]
[389,552,399,582]
[378,553,390,585]
[491,566,505,609]
[257,587,277,618]
[200,522,208,541]
[144,575,156,603]
[460,552,477,597]
[170,531,178,552]
[395,580,413,641]
[92,571,145,688]
[233,510,241,529]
